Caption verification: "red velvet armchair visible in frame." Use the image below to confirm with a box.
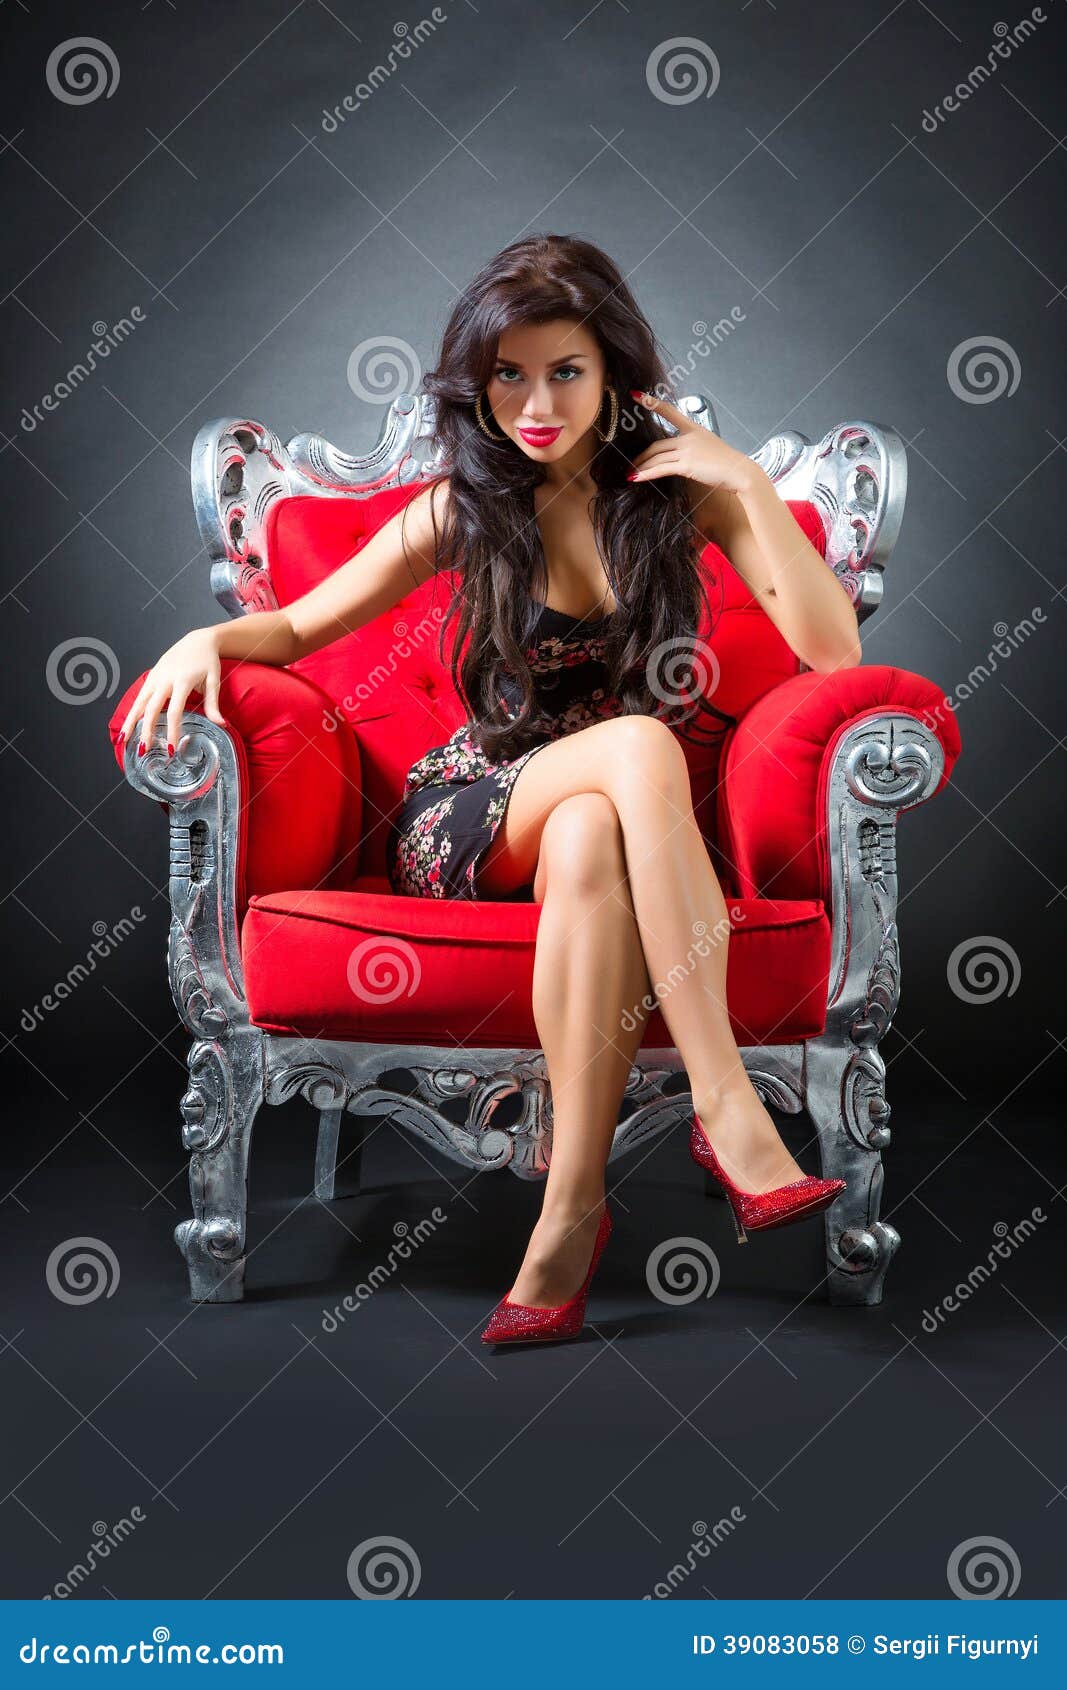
[107,399,962,1307]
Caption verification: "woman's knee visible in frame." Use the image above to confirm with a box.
[534,792,626,900]
[601,714,691,797]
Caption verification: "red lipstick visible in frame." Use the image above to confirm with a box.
[517,426,562,446]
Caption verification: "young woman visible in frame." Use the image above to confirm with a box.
[120,234,859,1346]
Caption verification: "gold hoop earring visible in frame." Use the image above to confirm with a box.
[594,386,619,444]
[474,391,508,440]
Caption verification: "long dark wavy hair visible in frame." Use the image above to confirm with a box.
[408,232,736,761]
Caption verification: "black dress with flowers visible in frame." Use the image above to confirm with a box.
[386,598,623,901]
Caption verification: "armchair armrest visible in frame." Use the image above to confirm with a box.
[717,664,963,902]
[107,658,364,927]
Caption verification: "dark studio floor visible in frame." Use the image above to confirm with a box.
[1,1051,1064,1603]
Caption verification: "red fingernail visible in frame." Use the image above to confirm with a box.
[167,743,174,757]
[630,389,645,400]
[626,472,637,481]
[137,742,145,756]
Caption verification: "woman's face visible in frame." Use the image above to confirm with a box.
[484,317,609,463]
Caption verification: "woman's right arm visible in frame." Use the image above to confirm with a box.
[119,476,449,755]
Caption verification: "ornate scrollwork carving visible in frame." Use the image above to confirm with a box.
[265,1056,351,1113]
[169,922,229,1038]
[179,1040,233,1153]
[844,729,934,807]
[192,410,905,639]
[750,420,907,620]
[841,1047,892,1149]
[131,732,222,804]
[747,1067,804,1114]
[850,882,900,1047]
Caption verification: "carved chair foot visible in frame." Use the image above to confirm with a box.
[175,1217,246,1303]
[176,1037,261,1302]
[826,1219,901,1307]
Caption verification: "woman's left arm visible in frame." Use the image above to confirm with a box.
[628,390,862,673]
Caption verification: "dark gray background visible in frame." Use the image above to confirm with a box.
[1,0,1064,1604]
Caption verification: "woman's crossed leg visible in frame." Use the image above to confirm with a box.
[476,714,811,1307]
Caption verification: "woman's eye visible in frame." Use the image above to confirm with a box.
[493,365,581,383]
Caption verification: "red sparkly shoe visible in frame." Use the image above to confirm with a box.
[690,1113,846,1245]
[480,1202,613,1346]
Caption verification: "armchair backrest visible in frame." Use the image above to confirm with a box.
[191,399,906,880]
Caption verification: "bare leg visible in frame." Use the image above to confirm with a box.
[478,715,809,1195]
[493,794,652,1307]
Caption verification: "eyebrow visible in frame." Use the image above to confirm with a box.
[494,353,590,368]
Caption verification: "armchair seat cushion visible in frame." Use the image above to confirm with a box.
[241,876,833,1047]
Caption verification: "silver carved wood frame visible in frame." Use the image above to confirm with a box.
[122,393,943,1308]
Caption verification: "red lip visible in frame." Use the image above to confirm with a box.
[517,426,562,445]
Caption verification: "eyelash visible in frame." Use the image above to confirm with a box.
[494,364,582,383]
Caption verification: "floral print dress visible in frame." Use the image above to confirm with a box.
[386,599,623,901]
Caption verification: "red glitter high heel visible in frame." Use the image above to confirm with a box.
[690,1113,846,1245]
[480,1202,613,1345]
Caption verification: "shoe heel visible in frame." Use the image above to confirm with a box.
[731,1209,748,1246]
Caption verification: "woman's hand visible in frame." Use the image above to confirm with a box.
[118,627,228,759]
[626,389,757,494]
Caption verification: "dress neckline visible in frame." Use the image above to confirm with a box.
[528,588,616,628]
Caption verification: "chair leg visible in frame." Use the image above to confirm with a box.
[313,1105,364,1201]
[314,1104,343,1201]
[803,1034,899,1308]
[174,1038,262,1303]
